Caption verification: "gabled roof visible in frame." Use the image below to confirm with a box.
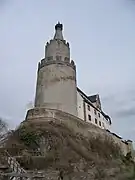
[88,95,97,103]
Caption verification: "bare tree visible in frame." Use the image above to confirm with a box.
[0,117,8,135]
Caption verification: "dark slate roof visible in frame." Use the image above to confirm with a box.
[77,87,112,125]
[88,95,97,103]
[106,130,132,145]
[111,132,122,139]
[121,140,128,145]
[126,139,133,143]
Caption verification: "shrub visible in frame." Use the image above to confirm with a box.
[94,167,106,179]
[18,125,41,149]
[88,135,122,159]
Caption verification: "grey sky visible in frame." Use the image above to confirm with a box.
[0,0,135,142]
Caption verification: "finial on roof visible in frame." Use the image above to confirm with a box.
[55,22,63,31]
[54,22,64,40]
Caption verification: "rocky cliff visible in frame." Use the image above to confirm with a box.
[0,118,135,180]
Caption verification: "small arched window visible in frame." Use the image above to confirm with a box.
[56,56,62,61]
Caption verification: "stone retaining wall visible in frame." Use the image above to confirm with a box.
[25,107,133,156]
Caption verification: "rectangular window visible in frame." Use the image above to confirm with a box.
[94,109,97,115]
[87,105,90,111]
[56,56,62,61]
[99,121,101,126]
[95,118,97,124]
[88,115,91,121]
[98,113,100,118]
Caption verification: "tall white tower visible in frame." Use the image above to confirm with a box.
[34,22,77,116]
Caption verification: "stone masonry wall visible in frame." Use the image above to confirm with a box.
[34,63,77,117]
[25,108,133,157]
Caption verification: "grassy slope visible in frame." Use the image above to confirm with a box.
[3,120,135,180]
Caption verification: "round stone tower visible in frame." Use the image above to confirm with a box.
[34,22,77,116]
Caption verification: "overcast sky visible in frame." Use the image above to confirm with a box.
[0,0,135,142]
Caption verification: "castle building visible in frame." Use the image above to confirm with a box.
[0,22,134,158]
[1,22,134,156]
[34,22,111,130]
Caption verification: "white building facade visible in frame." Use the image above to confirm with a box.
[34,22,112,130]
[77,88,111,130]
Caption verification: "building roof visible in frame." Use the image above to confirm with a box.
[88,95,97,103]
[106,130,132,145]
[77,87,112,125]
[55,22,63,31]
[54,22,64,40]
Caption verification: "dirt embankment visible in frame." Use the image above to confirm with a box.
[2,120,135,180]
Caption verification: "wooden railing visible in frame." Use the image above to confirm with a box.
[4,150,31,180]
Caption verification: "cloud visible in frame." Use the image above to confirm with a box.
[115,107,135,118]
[101,86,135,142]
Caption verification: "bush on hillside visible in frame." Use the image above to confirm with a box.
[88,135,121,160]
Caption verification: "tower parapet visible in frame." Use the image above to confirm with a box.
[38,58,76,71]
[37,22,76,71]
[44,23,71,64]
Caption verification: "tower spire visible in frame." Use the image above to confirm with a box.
[54,22,64,40]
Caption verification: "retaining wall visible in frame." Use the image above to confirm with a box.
[24,107,134,156]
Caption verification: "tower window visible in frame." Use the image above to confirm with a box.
[87,105,90,111]
[64,57,70,62]
[95,118,97,124]
[98,113,100,118]
[56,56,62,61]
[94,109,97,115]
[88,115,91,121]
[99,121,101,126]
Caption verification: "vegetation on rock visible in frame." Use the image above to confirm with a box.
[1,120,135,179]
